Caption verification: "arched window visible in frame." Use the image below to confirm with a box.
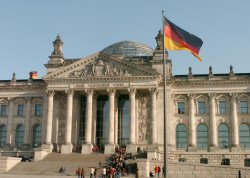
[32,124,42,148]
[176,124,187,149]
[15,125,24,148]
[0,125,6,147]
[197,124,208,149]
[240,124,250,148]
[218,124,230,149]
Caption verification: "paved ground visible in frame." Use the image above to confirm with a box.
[0,174,135,178]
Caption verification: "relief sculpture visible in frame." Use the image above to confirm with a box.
[69,59,131,78]
[137,93,150,143]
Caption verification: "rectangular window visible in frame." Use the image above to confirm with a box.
[221,158,230,165]
[219,101,227,114]
[35,104,42,116]
[240,101,248,114]
[198,102,206,114]
[0,105,7,116]
[177,102,185,114]
[200,158,208,164]
[17,104,24,116]
[244,159,250,167]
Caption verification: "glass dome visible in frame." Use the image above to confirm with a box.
[102,40,153,57]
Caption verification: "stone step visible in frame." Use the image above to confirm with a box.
[8,152,136,176]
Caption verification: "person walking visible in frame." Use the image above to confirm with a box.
[80,167,85,178]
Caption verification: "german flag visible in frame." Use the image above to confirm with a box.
[163,16,203,61]
[30,71,38,79]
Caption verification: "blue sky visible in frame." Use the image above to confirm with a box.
[0,0,250,79]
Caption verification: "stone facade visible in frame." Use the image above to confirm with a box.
[0,33,250,175]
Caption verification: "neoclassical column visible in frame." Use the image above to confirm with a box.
[42,90,55,152]
[188,94,196,151]
[209,93,217,151]
[23,97,32,148]
[126,88,137,154]
[6,97,14,147]
[104,89,116,154]
[230,93,240,151]
[82,89,94,154]
[61,90,74,154]
[150,88,157,144]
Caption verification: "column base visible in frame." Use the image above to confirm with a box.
[104,143,115,154]
[126,144,137,154]
[231,146,241,152]
[81,143,93,154]
[187,146,197,152]
[61,144,73,154]
[209,146,218,152]
[42,143,53,152]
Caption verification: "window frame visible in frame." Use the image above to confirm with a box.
[17,104,24,117]
[198,101,206,114]
[218,100,227,114]
[177,102,185,114]
[0,104,7,117]
[240,101,248,114]
[34,103,42,116]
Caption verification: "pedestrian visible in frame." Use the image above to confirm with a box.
[90,167,95,178]
[76,167,81,178]
[99,161,102,168]
[150,171,154,178]
[94,167,97,178]
[158,166,161,177]
[80,167,85,178]
[102,167,106,178]
[154,165,159,177]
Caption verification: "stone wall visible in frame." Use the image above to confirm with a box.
[136,159,250,178]
[0,156,21,173]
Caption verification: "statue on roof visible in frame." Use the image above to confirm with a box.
[155,30,163,50]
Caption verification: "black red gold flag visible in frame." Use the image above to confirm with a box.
[163,16,203,61]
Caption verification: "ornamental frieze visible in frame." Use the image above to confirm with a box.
[68,59,131,78]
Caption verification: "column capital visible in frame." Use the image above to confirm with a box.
[230,92,238,101]
[188,93,195,99]
[107,88,116,95]
[46,90,55,96]
[85,89,94,95]
[128,88,136,95]
[208,93,216,98]
[65,89,74,96]
[149,88,158,94]
[7,97,15,102]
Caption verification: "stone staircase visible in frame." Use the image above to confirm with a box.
[7,152,113,176]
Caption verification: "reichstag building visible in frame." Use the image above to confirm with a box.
[0,31,250,168]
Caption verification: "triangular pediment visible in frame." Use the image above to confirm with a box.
[43,52,159,80]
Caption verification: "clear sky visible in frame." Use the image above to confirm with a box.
[0,0,250,80]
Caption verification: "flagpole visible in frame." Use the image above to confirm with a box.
[162,11,168,178]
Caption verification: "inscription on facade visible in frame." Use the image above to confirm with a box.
[74,82,129,89]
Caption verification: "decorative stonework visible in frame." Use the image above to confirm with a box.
[69,59,131,78]
[137,93,150,143]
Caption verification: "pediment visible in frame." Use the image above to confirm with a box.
[43,52,159,80]
[174,95,188,101]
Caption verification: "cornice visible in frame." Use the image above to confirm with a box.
[44,75,161,83]
[0,85,46,91]
[172,80,250,87]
